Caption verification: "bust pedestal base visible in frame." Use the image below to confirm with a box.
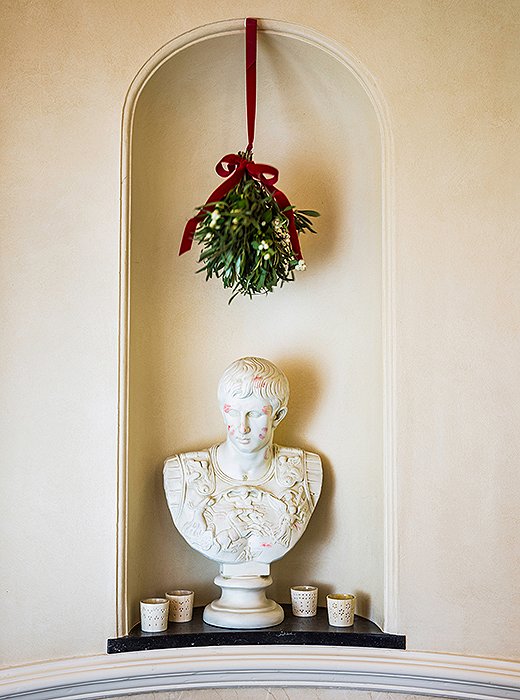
[203,574,284,629]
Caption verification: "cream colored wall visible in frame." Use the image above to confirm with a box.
[1,0,519,667]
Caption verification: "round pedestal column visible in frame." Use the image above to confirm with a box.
[203,574,284,629]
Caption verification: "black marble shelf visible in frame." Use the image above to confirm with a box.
[107,605,405,653]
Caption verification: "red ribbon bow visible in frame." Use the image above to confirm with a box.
[178,153,302,259]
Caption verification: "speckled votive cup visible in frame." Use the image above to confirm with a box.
[140,598,169,632]
[165,590,194,622]
[327,593,356,627]
[291,586,318,617]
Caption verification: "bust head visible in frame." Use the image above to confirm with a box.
[217,357,289,454]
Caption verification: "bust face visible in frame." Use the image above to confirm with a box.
[221,393,280,454]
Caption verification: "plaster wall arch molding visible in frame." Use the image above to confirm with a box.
[2,649,520,700]
[117,18,397,637]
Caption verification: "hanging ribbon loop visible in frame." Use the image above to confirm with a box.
[245,18,257,152]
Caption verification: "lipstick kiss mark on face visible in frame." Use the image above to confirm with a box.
[223,404,231,413]
[259,428,267,440]
[261,405,272,415]
[227,425,235,436]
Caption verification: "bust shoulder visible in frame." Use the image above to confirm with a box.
[163,449,216,516]
[275,446,321,467]
[164,449,211,465]
[274,445,323,505]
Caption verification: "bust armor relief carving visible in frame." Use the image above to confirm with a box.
[163,357,323,628]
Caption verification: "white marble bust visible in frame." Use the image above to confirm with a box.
[163,357,323,568]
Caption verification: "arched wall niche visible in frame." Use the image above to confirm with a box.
[117,19,396,637]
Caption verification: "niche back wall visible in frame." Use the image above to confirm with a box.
[126,27,384,630]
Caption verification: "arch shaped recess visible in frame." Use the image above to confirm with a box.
[117,18,396,637]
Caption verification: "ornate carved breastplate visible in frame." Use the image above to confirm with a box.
[163,445,322,565]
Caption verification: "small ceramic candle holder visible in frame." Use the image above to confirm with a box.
[140,598,169,632]
[290,586,318,617]
[327,593,356,627]
[165,590,194,622]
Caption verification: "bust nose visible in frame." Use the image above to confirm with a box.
[239,416,251,434]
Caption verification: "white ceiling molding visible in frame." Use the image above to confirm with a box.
[1,648,519,700]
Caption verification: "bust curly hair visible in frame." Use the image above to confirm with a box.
[217,357,289,414]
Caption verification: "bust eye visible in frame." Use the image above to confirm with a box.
[248,411,263,418]
[227,409,239,417]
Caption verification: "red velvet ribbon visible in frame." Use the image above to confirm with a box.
[245,17,257,151]
[178,18,302,261]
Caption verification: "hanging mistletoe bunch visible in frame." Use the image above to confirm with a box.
[191,152,318,302]
[178,18,319,302]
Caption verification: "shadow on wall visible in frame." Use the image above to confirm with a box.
[259,35,347,267]
[270,355,336,607]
